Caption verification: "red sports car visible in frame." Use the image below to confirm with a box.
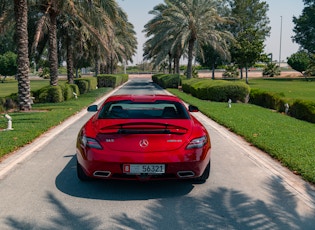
[76,94,211,182]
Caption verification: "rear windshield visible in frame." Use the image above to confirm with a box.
[98,100,190,119]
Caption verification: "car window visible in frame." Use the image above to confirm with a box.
[98,100,189,119]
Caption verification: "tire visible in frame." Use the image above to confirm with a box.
[195,161,211,183]
[77,161,92,181]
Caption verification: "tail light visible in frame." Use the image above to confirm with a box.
[82,136,103,149]
[186,136,207,149]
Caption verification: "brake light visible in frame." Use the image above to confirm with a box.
[82,136,103,149]
[186,136,207,149]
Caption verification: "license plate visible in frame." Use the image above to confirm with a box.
[123,164,165,174]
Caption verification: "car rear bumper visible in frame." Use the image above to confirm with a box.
[76,148,211,180]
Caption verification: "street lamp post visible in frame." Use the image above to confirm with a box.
[279,16,283,67]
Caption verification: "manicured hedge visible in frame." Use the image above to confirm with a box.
[38,85,64,103]
[249,89,287,112]
[290,100,315,123]
[74,77,97,94]
[152,74,183,88]
[182,78,250,102]
[97,74,128,88]
[249,88,315,123]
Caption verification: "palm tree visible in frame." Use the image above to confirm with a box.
[143,3,181,74]
[14,0,31,110]
[145,0,234,79]
[31,0,136,82]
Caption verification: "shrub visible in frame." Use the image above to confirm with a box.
[181,78,204,94]
[68,84,80,97]
[287,50,310,74]
[62,84,74,101]
[97,74,128,88]
[152,74,183,88]
[222,65,239,78]
[38,86,64,103]
[262,63,281,77]
[290,100,315,123]
[249,89,285,111]
[38,67,50,79]
[183,78,250,102]
[74,79,89,94]
[0,97,5,112]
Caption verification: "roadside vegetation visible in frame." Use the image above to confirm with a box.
[248,78,315,101]
[168,88,315,185]
[0,87,112,158]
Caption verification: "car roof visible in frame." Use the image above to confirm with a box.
[104,94,182,103]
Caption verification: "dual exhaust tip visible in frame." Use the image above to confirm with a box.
[93,171,111,177]
[93,170,195,178]
[177,171,195,178]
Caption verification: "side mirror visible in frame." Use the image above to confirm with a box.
[87,105,98,112]
[188,105,199,112]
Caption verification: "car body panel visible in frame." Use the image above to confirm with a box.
[76,94,211,181]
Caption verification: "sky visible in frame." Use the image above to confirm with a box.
[117,0,305,64]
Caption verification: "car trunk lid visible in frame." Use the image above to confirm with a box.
[95,120,192,152]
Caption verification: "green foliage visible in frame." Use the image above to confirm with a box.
[97,74,128,88]
[73,77,98,95]
[262,63,281,77]
[183,66,198,78]
[231,28,265,69]
[287,50,310,73]
[290,100,315,123]
[249,88,286,112]
[68,83,80,97]
[182,78,250,102]
[0,52,17,77]
[304,54,315,76]
[168,88,315,184]
[222,65,239,78]
[61,84,74,101]
[230,0,270,72]
[38,67,50,79]
[74,79,89,94]
[38,86,64,103]
[195,45,226,71]
[152,74,183,88]
[0,87,112,157]
[293,4,315,53]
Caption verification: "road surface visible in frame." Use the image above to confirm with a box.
[0,77,315,230]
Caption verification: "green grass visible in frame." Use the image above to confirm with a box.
[248,78,315,102]
[168,88,315,184]
[0,87,112,157]
[0,79,51,97]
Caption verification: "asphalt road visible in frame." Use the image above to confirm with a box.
[0,77,315,230]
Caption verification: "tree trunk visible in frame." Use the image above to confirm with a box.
[186,39,195,79]
[212,62,215,79]
[175,57,180,74]
[14,0,31,111]
[48,10,58,86]
[168,53,172,74]
[245,66,249,84]
[66,36,74,84]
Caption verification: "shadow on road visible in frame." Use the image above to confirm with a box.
[55,156,195,200]
[4,155,315,229]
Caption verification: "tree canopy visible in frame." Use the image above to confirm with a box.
[292,2,315,53]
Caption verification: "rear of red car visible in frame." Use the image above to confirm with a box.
[76,95,211,182]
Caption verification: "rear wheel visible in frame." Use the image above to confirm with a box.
[77,161,92,181]
[195,161,211,183]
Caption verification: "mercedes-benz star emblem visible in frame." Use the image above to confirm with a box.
[139,139,149,148]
